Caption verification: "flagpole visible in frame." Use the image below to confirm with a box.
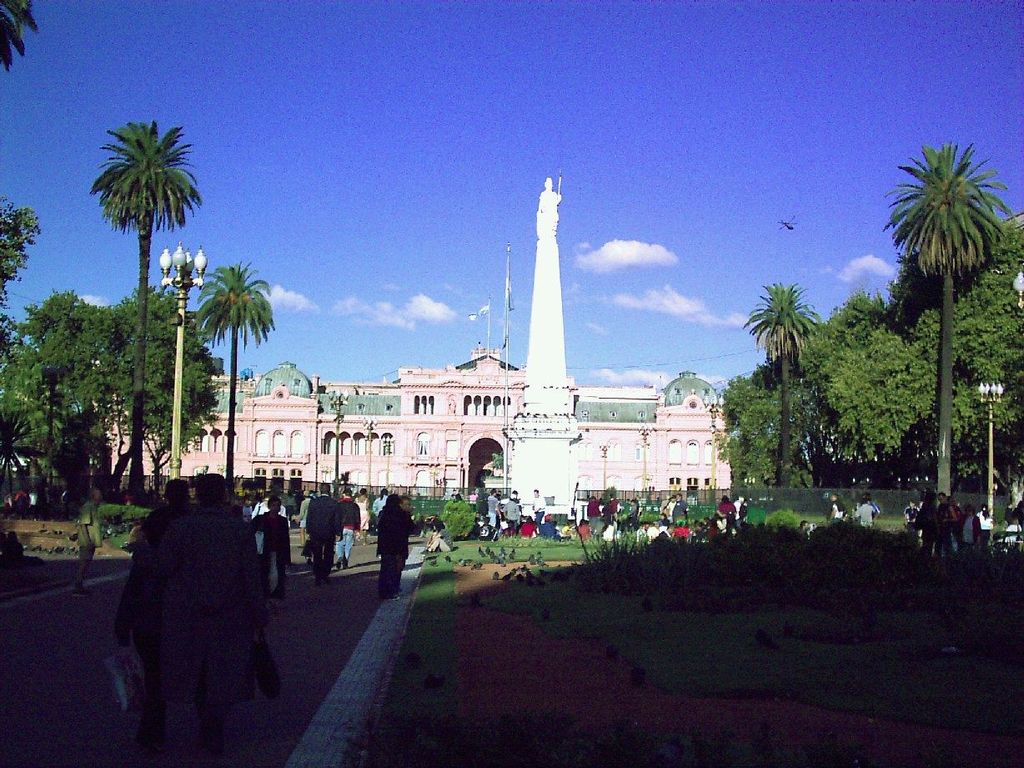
[486,294,492,352]
[503,242,511,497]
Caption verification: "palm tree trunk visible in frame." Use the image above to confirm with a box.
[937,271,954,495]
[127,218,153,498]
[779,356,791,487]
[225,326,238,491]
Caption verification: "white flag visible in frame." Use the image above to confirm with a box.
[478,303,490,316]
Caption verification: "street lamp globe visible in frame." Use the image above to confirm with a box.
[159,248,172,271]
[172,243,187,267]
[1014,271,1024,307]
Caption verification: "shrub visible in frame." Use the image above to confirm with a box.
[764,509,802,529]
[441,500,476,539]
[98,503,151,523]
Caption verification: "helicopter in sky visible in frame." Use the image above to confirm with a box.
[778,218,796,231]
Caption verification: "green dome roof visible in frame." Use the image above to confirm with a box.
[254,361,312,398]
[663,371,716,407]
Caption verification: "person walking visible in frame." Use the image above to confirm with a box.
[114,479,190,754]
[253,496,291,598]
[306,493,342,585]
[355,488,370,545]
[504,493,521,534]
[157,474,268,756]
[855,493,875,527]
[336,489,359,570]
[376,494,415,600]
[297,491,314,545]
[372,488,388,530]
[916,490,939,558]
[72,486,104,595]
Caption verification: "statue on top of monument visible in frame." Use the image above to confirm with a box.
[536,176,562,240]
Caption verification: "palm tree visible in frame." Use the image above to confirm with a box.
[91,122,202,496]
[745,283,819,487]
[887,144,1010,495]
[0,410,34,496]
[197,264,274,489]
[1,0,37,71]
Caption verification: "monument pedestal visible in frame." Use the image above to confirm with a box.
[507,412,580,518]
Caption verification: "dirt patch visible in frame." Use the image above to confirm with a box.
[454,564,1024,768]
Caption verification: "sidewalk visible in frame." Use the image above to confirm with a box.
[0,536,424,768]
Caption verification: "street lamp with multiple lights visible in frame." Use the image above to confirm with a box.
[363,418,376,492]
[329,391,347,494]
[638,427,651,493]
[705,393,722,492]
[159,243,207,480]
[599,443,610,490]
[979,382,1003,515]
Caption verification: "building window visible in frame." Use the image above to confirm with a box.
[609,411,617,418]
[352,434,365,456]
[638,410,645,420]
[668,440,682,464]
[446,439,458,459]
[272,431,286,457]
[322,432,336,455]
[686,477,699,491]
[415,469,430,487]
[609,443,621,461]
[463,396,472,416]
[686,441,699,465]
[668,476,682,490]
[290,469,302,478]
[417,432,430,456]
[271,468,285,478]
[255,430,270,457]
[200,430,212,453]
[290,431,305,456]
[580,409,589,421]
[704,441,713,465]
[338,432,351,455]
[428,396,435,415]
[634,444,642,461]
[254,467,267,477]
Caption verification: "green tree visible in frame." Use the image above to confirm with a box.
[0,0,37,71]
[90,121,202,495]
[0,197,39,356]
[0,410,33,493]
[887,143,1010,495]
[196,263,274,487]
[720,372,778,487]
[745,283,820,487]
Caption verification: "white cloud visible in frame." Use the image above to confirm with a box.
[332,293,456,330]
[838,254,895,284]
[592,368,671,387]
[406,294,457,323]
[80,294,109,307]
[585,322,608,336]
[269,284,318,313]
[612,285,745,328]
[576,240,678,273]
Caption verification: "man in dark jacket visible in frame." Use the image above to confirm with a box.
[376,494,416,599]
[306,494,342,585]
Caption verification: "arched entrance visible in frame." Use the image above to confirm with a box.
[467,437,503,490]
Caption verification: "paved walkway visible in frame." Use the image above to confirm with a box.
[0,535,423,768]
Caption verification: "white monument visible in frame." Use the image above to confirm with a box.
[507,177,581,519]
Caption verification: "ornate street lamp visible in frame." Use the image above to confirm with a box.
[363,417,376,493]
[978,382,1004,515]
[160,243,207,480]
[599,443,610,490]
[329,391,347,494]
[638,426,652,493]
[705,393,722,492]
[1014,270,1024,309]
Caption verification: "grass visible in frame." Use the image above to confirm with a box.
[484,577,1024,736]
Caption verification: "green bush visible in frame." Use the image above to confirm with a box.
[98,503,151,522]
[764,509,802,529]
[441,500,476,539]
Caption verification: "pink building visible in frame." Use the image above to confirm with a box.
[183,346,730,495]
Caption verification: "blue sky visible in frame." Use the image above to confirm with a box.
[3,1,1022,389]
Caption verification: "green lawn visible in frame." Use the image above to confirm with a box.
[384,537,1023,737]
[485,578,1024,736]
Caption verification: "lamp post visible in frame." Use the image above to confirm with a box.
[639,427,651,493]
[706,394,722,492]
[363,418,376,492]
[1014,270,1024,309]
[42,365,63,489]
[978,382,1003,515]
[329,391,347,495]
[599,443,610,490]
[160,243,207,480]
[383,435,392,486]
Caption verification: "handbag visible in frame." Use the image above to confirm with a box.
[252,632,281,699]
[103,647,145,712]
